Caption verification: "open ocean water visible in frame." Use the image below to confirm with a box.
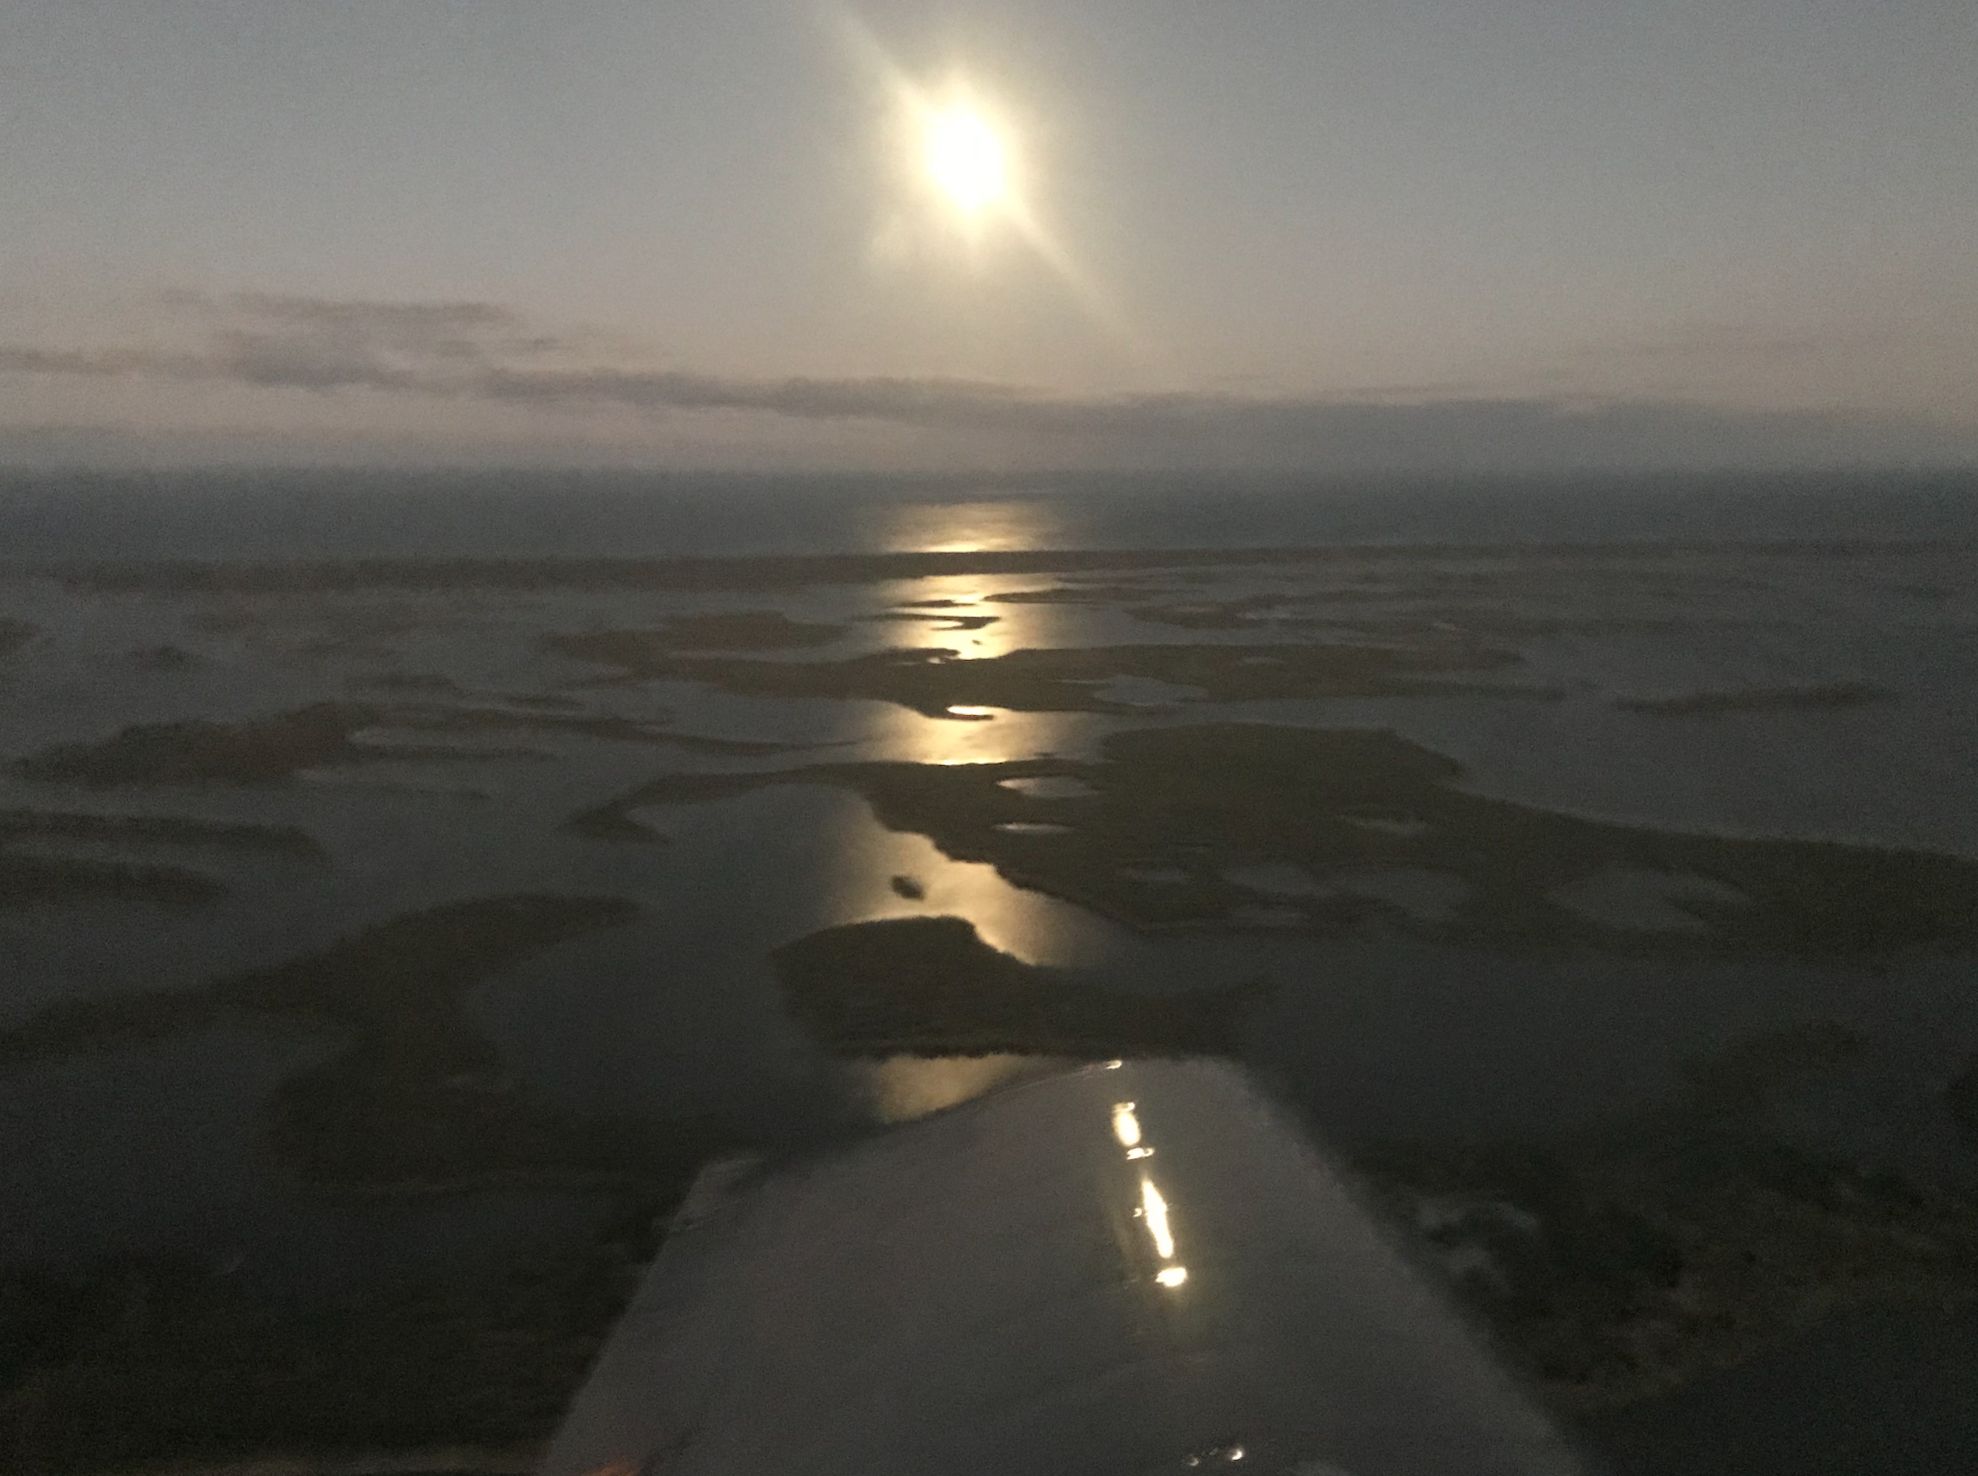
[4,467,1978,561]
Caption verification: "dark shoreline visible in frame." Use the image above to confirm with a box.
[16,531,1967,595]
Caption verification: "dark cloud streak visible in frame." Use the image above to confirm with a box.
[4,293,1973,470]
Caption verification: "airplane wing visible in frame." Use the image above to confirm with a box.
[540,1058,1589,1476]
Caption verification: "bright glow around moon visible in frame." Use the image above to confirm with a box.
[923,105,1009,215]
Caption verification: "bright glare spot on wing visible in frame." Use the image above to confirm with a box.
[1140,1176,1175,1259]
[924,105,1008,214]
[1155,1265,1189,1288]
[1111,1102,1141,1147]
[945,704,995,718]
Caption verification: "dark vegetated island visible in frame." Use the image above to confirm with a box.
[43,545,1425,596]
[0,806,325,858]
[129,642,199,671]
[0,895,743,1472]
[1947,1056,1978,1146]
[0,894,700,1195]
[0,807,325,909]
[1615,681,1892,714]
[41,537,1929,598]
[360,669,468,694]
[0,1210,660,1474]
[773,914,1262,1057]
[544,631,1526,716]
[17,702,383,785]
[0,851,224,910]
[1367,1021,1978,1410]
[984,582,1170,605]
[635,609,847,650]
[1129,593,1319,629]
[379,702,807,757]
[576,723,1978,956]
[14,700,805,789]
[863,609,1001,631]
[1371,1132,1978,1413]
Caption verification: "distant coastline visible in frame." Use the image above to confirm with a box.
[2,467,1975,564]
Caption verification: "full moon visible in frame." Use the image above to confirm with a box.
[922,105,1009,216]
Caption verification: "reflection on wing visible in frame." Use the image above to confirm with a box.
[542,1059,1589,1476]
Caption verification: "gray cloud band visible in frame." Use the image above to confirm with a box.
[3,294,1970,467]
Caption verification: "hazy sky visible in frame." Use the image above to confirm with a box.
[3,0,1974,471]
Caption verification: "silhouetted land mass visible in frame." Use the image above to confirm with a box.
[359,670,467,694]
[1615,682,1891,714]
[985,583,1166,604]
[1129,594,1313,628]
[0,807,325,858]
[863,610,1000,631]
[772,915,1263,1056]
[0,808,322,909]
[545,635,1523,716]
[1367,1021,1978,1410]
[14,701,807,788]
[380,703,806,756]
[0,895,748,1469]
[574,723,1978,955]
[633,610,846,650]
[18,703,380,785]
[0,853,223,909]
[38,548,1368,595]
[0,1204,661,1473]
[50,541,1916,595]
[0,894,683,1195]
[129,643,199,671]
[1948,1056,1978,1147]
